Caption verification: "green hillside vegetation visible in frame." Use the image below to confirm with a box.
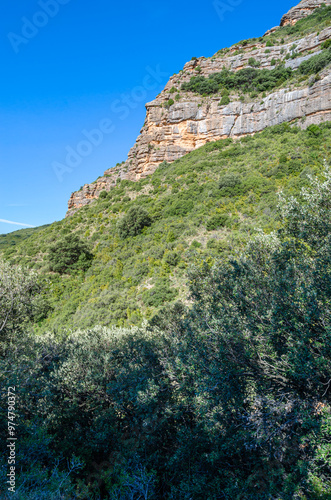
[0,224,50,251]
[215,4,331,54]
[1,170,331,498]
[1,122,331,333]
[263,4,331,43]
[181,46,331,97]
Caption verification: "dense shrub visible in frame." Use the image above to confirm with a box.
[298,47,331,75]
[206,213,229,230]
[47,234,93,274]
[181,46,331,98]
[165,199,194,217]
[0,260,47,347]
[307,124,322,137]
[218,173,242,190]
[219,95,230,105]
[142,278,177,306]
[248,57,260,67]
[117,206,152,238]
[98,190,108,199]
[2,172,331,498]
[181,65,293,95]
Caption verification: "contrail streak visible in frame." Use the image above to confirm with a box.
[0,219,35,228]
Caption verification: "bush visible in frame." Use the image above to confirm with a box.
[99,190,108,199]
[248,57,260,67]
[219,173,242,193]
[181,65,292,96]
[298,47,331,75]
[117,206,152,238]
[322,39,331,49]
[48,234,93,274]
[307,124,322,137]
[165,199,194,217]
[142,278,177,306]
[158,160,170,171]
[163,250,180,267]
[206,214,229,230]
[220,95,230,105]
[0,260,46,346]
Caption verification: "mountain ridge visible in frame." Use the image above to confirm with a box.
[65,0,331,213]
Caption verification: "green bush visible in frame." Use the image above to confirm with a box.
[165,199,194,217]
[0,260,47,347]
[298,47,331,75]
[206,214,229,230]
[307,124,322,137]
[322,39,331,49]
[117,206,152,238]
[158,160,170,171]
[48,234,93,274]
[220,95,230,105]
[248,57,260,67]
[142,278,177,306]
[219,173,242,194]
[163,250,180,267]
[99,190,108,199]
[181,65,292,96]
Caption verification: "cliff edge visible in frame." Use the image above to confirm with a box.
[67,0,331,215]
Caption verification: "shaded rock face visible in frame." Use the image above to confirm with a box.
[280,0,331,26]
[67,0,331,215]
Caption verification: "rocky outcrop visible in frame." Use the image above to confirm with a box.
[280,0,331,26]
[67,0,331,215]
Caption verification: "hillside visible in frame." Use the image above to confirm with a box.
[67,1,331,213]
[2,122,331,332]
[1,1,331,334]
[0,224,50,251]
[1,2,331,498]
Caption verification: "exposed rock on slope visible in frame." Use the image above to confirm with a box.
[67,1,331,215]
[281,0,331,26]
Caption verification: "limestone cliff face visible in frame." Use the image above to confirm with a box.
[67,0,331,214]
[281,0,331,26]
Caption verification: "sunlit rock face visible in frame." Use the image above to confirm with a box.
[67,0,331,215]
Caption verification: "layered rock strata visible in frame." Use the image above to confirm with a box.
[280,0,331,26]
[67,1,331,214]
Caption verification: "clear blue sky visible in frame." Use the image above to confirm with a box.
[0,0,296,234]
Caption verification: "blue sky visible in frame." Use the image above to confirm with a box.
[0,0,296,234]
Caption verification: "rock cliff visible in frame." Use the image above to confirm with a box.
[281,0,331,26]
[67,0,331,214]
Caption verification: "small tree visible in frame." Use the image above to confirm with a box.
[48,234,93,274]
[0,260,43,346]
[117,206,152,239]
